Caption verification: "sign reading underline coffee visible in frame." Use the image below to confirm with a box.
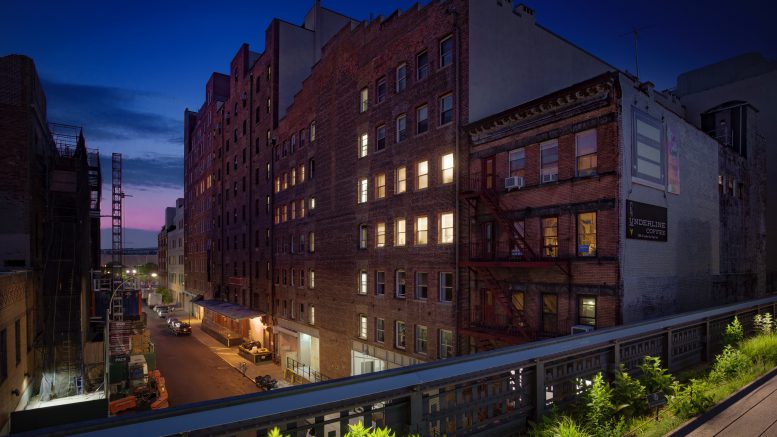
[626,200,667,241]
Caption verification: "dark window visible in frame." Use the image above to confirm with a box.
[416,105,428,134]
[439,94,453,125]
[417,51,429,80]
[440,36,453,67]
[396,64,407,92]
[375,271,385,295]
[396,115,407,143]
[376,77,386,103]
[542,294,558,333]
[376,125,386,151]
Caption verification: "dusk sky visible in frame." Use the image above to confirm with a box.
[1,0,774,248]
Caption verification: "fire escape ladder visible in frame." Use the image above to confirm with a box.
[479,267,530,341]
[478,188,537,261]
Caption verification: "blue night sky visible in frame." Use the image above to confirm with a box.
[1,0,774,247]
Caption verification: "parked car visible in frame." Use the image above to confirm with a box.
[166,317,179,327]
[169,321,191,336]
[158,307,169,318]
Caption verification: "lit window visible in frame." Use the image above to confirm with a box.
[439,94,453,125]
[274,176,280,193]
[395,166,407,194]
[540,140,559,183]
[417,105,428,134]
[439,212,454,244]
[359,270,368,295]
[359,224,368,249]
[579,296,596,326]
[360,87,369,112]
[417,161,429,190]
[396,64,407,92]
[299,197,305,218]
[309,305,315,325]
[375,173,386,199]
[509,148,526,178]
[376,77,386,103]
[542,217,558,257]
[395,218,406,246]
[576,129,598,177]
[309,231,315,253]
[309,196,316,211]
[577,212,597,257]
[417,51,429,80]
[283,172,289,190]
[358,178,368,203]
[359,314,368,339]
[396,114,407,143]
[309,270,315,289]
[439,272,453,302]
[415,272,428,299]
[441,153,454,183]
[440,36,453,67]
[376,222,386,248]
[291,168,296,186]
[376,125,386,151]
[415,325,428,354]
[395,270,406,297]
[439,329,453,358]
[359,133,368,158]
[299,164,305,182]
[310,121,316,141]
[415,216,428,245]
[376,318,385,342]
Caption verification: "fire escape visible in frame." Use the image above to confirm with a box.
[459,173,571,351]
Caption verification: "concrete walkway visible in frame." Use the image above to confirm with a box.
[670,367,777,436]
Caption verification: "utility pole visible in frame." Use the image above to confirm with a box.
[620,26,653,80]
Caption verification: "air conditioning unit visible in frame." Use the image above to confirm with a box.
[542,172,558,183]
[571,324,595,335]
[504,176,524,190]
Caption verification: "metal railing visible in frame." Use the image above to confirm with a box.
[286,357,330,384]
[27,295,777,437]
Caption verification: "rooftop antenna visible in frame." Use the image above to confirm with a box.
[620,25,653,80]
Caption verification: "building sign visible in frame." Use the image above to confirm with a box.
[626,200,667,241]
[227,276,245,286]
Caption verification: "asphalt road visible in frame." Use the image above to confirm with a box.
[144,307,258,406]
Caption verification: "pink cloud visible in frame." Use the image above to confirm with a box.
[100,183,183,231]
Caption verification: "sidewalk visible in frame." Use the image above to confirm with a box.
[185,317,291,389]
[669,366,777,436]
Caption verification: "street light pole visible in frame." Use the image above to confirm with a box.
[105,273,135,415]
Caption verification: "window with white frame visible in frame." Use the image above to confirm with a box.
[360,87,369,112]
[540,140,559,183]
[509,148,525,178]
[396,114,407,143]
[395,321,407,349]
[417,105,429,134]
[633,110,664,184]
[375,173,386,199]
[359,270,368,295]
[439,272,453,302]
[309,305,315,325]
[376,125,386,151]
[376,318,385,342]
[415,272,428,299]
[359,224,368,249]
[376,222,386,248]
[375,271,385,295]
[310,121,316,141]
[415,325,428,354]
[439,212,454,244]
[309,269,315,289]
[359,314,368,339]
[359,133,369,158]
[439,94,453,125]
[376,77,386,103]
[395,270,406,297]
[439,329,453,358]
[395,219,406,246]
[396,64,407,92]
[358,178,368,203]
[417,51,429,80]
[415,216,428,245]
[417,160,429,190]
[395,166,407,193]
[440,35,453,67]
[441,153,454,184]
[576,129,598,177]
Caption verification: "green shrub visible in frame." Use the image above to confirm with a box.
[612,365,647,418]
[709,345,750,382]
[724,316,744,347]
[638,356,674,396]
[585,373,614,431]
[668,379,714,419]
[158,287,173,304]
[754,313,774,336]
[268,427,288,437]
[530,416,592,437]
[740,333,777,364]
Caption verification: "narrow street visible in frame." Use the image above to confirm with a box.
[143,306,259,406]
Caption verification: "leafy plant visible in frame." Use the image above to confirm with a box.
[667,379,714,419]
[267,427,289,437]
[342,422,399,437]
[529,416,592,437]
[638,356,674,396]
[612,365,647,418]
[740,333,777,364]
[585,373,615,432]
[709,345,750,382]
[753,313,774,336]
[724,316,744,347]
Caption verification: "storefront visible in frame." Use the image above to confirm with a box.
[274,319,322,382]
[193,299,267,347]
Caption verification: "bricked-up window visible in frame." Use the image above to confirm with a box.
[359,224,368,249]
[395,166,407,193]
[633,110,664,185]
[359,270,368,295]
[396,63,407,92]
[542,294,558,333]
[309,232,315,253]
[579,296,596,326]
[415,325,428,354]
[540,140,559,183]
[395,321,407,349]
[440,35,453,67]
[542,216,559,257]
[1,328,6,383]
[415,216,428,245]
[376,125,386,151]
[439,94,453,125]
[358,178,368,204]
[359,314,368,339]
[441,153,454,184]
[576,129,598,177]
[395,218,406,246]
[417,51,429,80]
[439,272,453,302]
[375,271,385,295]
[375,222,386,248]
[359,133,369,158]
[310,121,316,141]
[417,160,429,190]
[375,173,386,199]
[577,212,597,257]
[395,270,407,297]
[417,105,429,134]
[439,212,454,244]
[376,318,385,342]
[309,270,315,289]
[415,272,428,299]
[439,329,453,358]
[396,114,407,143]
[309,305,315,325]
[376,76,386,103]
[509,148,526,178]
[360,87,369,112]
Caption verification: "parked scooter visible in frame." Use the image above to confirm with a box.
[254,374,278,391]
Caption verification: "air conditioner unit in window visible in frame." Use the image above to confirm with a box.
[542,173,558,183]
[504,176,524,190]
[571,324,595,335]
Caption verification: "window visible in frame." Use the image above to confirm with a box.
[415,272,428,299]
[300,269,305,287]
[632,110,664,184]
[359,270,368,295]
[579,296,596,326]
[358,178,368,203]
[439,94,453,125]
[375,271,385,295]
[309,232,315,253]
[416,105,428,134]
[310,121,316,141]
[439,272,453,302]
[396,114,407,143]
[299,129,306,147]
[309,196,316,211]
[359,133,369,158]
[299,164,305,182]
[376,77,386,103]
[512,291,525,313]
[395,166,407,194]
[309,270,315,289]
[439,329,453,358]
[577,212,597,257]
[359,224,368,249]
[14,319,20,366]
[415,216,428,245]
[417,51,429,80]
[542,294,558,333]
[395,270,406,297]
[440,35,454,66]
[441,153,454,184]
[291,168,296,186]
[417,161,429,190]
[395,219,406,246]
[360,87,369,112]
[542,217,559,257]
[310,305,316,325]
[509,148,526,178]
[541,140,559,183]
[439,212,454,244]
[375,173,386,199]
[359,315,368,339]
[415,325,428,354]
[376,318,385,343]
[376,125,386,151]
[300,198,305,218]
[576,129,598,177]
[376,222,386,248]
[395,321,407,349]
[396,64,407,92]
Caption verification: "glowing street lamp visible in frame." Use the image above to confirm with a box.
[151,273,158,278]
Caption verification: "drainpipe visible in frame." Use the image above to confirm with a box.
[451,4,462,355]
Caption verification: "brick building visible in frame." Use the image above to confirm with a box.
[184,1,766,379]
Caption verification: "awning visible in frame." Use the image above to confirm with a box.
[193,299,263,320]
